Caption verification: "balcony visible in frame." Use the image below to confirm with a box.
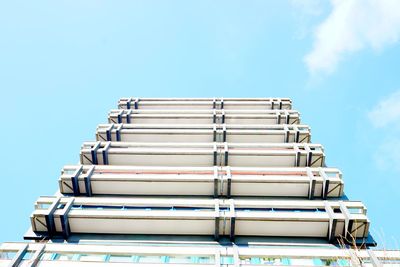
[3,242,397,266]
[108,110,301,125]
[118,98,292,110]
[80,142,324,167]
[28,197,369,243]
[59,165,342,199]
[96,124,311,143]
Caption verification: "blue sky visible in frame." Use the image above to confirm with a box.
[1,0,400,248]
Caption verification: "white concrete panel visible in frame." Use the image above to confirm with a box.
[128,118,212,125]
[69,218,215,235]
[226,134,284,143]
[120,134,213,143]
[228,155,295,167]
[91,181,214,196]
[107,154,213,167]
[225,118,278,125]
[235,220,329,237]
[230,183,310,197]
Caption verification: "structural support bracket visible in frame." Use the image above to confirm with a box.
[319,168,330,199]
[214,199,220,240]
[117,110,124,123]
[224,143,229,166]
[284,110,290,124]
[226,166,232,198]
[29,244,45,267]
[306,167,316,199]
[115,124,123,141]
[294,145,301,167]
[276,110,281,124]
[71,165,83,196]
[283,125,290,143]
[44,197,61,237]
[125,97,133,109]
[213,166,219,198]
[324,201,337,243]
[339,201,352,241]
[105,124,115,141]
[90,142,101,165]
[126,109,133,123]
[9,244,28,267]
[60,197,75,239]
[367,250,383,267]
[229,200,236,241]
[101,142,111,165]
[84,166,95,197]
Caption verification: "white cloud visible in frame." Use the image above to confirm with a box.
[368,90,400,128]
[292,0,324,16]
[368,90,400,171]
[304,0,400,75]
[374,139,400,171]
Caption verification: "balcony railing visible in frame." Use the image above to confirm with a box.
[80,142,325,167]
[3,242,399,266]
[28,197,369,243]
[96,124,311,143]
[108,109,301,125]
[59,165,342,199]
[118,98,292,110]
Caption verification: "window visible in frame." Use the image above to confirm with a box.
[108,255,132,263]
[78,254,105,262]
[36,203,51,210]
[137,255,164,263]
[220,256,234,264]
[52,253,75,261]
[347,208,364,214]
[0,251,17,259]
[22,251,33,260]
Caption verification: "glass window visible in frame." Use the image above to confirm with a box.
[261,258,281,264]
[291,258,314,265]
[0,251,17,259]
[108,255,133,263]
[240,257,283,265]
[198,256,213,263]
[220,256,234,264]
[337,259,351,266]
[78,254,105,262]
[36,203,51,210]
[22,251,33,260]
[168,256,193,264]
[381,259,400,264]
[250,257,261,264]
[347,208,364,214]
[52,253,75,261]
[137,255,163,263]
[62,169,76,175]
[40,252,55,261]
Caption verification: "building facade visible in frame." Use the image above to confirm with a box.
[1,98,399,266]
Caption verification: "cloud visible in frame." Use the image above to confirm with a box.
[291,0,324,16]
[304,0,400,75]
[373,138,400,171]
[368,90,400,128]
[291,0,325,40]
[368,90,400,171]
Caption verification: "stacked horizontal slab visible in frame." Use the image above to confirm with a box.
[1,97,398,266]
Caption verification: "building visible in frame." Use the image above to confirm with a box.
[1,97,399,266]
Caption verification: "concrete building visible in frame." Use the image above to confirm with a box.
[1,97,399,266]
